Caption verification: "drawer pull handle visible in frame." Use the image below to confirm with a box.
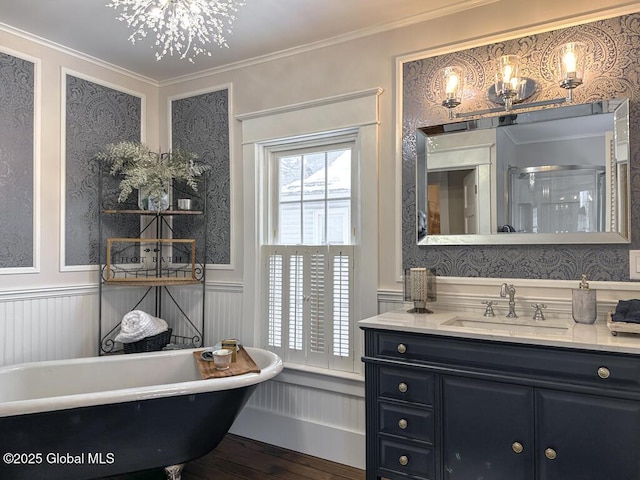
[398,418,408,429]
[545,448,557,460]
[597,367,610,379]
[512,442,523,454]
[397,343,407,354]
[399,455,409,466]
[398,382,408,393]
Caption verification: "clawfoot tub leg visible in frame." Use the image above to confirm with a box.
[164,464,185,480]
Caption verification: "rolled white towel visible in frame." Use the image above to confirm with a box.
[115,310,168,343]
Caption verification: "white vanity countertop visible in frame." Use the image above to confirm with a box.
[359,309,640,355]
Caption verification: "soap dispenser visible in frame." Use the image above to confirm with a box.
[572,274,597,324]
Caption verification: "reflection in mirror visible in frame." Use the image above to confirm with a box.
[416,98,630,245]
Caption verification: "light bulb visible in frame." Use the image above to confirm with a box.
[445,73,459,95]
[503,65,513,83]
[564,50,577,74]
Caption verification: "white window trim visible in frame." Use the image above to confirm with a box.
[238,88,382,377]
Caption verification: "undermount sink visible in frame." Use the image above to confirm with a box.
[442,316,570,336]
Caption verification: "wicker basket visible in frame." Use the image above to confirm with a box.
[123,328,172,354]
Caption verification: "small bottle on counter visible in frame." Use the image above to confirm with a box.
[572,274,597,324]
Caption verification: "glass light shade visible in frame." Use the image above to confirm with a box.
[557,42,586,90]
[441,66,464,109]
[494,55,520,109]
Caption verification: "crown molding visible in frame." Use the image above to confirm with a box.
[0,22,160,87]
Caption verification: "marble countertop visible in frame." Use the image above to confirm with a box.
[359,309,640,355]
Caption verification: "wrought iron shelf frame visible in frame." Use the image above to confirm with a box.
[98,167,207,354]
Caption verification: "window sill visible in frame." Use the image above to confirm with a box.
[273,362,365,398]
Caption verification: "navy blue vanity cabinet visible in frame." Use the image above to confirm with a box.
[362,327,640,480]
[535,389,640,480]
[441,376,534,480]
[377,365,436,479]
[364,330,439,480]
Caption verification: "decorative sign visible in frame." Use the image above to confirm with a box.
[105,238,197,283]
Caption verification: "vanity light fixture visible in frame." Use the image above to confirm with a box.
[441,66,464,119]
[443,43,587,119]
[404,267,437,314]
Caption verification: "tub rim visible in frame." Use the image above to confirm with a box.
[0,347,282,418]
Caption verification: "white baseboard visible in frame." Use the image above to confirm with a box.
[229,405,366,470]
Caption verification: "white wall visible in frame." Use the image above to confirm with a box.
[159,0,640,292]
[0,26,160,292]
[1,0,640,471]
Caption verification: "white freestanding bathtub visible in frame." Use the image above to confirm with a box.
[0,347,282,480]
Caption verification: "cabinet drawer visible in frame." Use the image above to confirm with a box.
[379,402,434,444]
[375,331,640,391]
[379,438,434,480]
[379,366,435,405]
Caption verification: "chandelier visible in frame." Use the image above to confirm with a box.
[107,0,246,62]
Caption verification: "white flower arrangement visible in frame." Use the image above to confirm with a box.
[96,141,209,207]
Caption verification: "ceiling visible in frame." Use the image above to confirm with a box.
[0,0,488,83]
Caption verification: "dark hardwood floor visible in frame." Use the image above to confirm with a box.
[102,434,365,480]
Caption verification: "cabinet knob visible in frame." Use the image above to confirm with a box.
[398,418,408,429]
[545,448,557,460]
[398,382,408,393]
[512,442,524,454]
[399,455,409,466]
[597,366,610,379]
[397,343,407,354]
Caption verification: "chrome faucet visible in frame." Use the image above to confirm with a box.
[500,283,518,318]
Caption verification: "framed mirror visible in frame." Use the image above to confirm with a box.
[416,98,630,245]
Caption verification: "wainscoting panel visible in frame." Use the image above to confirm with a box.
[244,377,365,430]
[0,285,383,469]
[158,282,244,346]
[0,288,98,366]
[0,282,245,366]
[232,376,366,469]
[203,283,244,346]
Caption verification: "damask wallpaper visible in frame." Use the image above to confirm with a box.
[403,14,640,281]
[0,53,34,269]
[171,89,231,265]
[65,75,141,266]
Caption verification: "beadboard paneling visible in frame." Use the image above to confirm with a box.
[0,283,245,366]
[0,284,368,469]
[0,288,97,366]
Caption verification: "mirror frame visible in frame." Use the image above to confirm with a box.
[416,98,631,246]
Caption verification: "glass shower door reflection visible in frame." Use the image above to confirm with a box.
[509,165,605,234]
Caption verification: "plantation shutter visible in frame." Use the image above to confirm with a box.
[263,245,354,371]
[266,252,283,348]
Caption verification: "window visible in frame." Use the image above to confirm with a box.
[263,139,357,372]
[274,145,352,245]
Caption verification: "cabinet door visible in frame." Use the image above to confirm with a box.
[537,389,640,480]
[442,376,534,480]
